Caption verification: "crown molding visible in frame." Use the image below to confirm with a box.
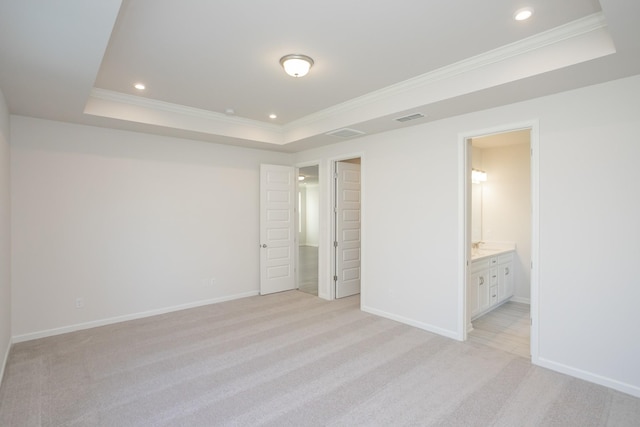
[89,88,283,134]
[283,12,608,132]
[87,12,608,146]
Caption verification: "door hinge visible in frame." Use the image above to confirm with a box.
[333,275,338,282]
[333,172,338,179]
[334,241,338,247]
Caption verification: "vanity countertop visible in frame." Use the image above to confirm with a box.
[471,244,515,261]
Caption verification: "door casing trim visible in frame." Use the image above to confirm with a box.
[457,120,540,365]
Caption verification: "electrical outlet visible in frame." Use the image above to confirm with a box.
[75,297,84,309]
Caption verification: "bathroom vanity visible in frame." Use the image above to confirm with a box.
[468,247,514,320]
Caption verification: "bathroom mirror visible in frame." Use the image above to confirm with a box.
[471,181,483,242]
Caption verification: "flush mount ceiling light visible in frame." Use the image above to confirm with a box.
[514,7,534,21]
[280,54,314,77]
[134,83,145,90]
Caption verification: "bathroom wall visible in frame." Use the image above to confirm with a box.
[0,88,10,384]
[481,142,531,302]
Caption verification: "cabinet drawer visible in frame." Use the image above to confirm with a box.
[471,258,491,272]
[490,268,498,285]
[490,286,498,304]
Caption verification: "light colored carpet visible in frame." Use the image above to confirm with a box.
[1,291,639,426]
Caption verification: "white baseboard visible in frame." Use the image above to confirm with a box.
[361,305,460,341]
[535,356,640,398]
[511,296,531,304]
[0,337,10,387]
[12,291,260,343]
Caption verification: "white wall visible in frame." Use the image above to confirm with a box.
[298,186,307,244]
[295,74,640,397]
[0,89,11,384]
[480,143,531,302]
[10,117,291,340]
[303,184,319,246]
[297,131,461,338]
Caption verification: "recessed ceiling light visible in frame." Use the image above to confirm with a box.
[514,7,533,21]
[269,113,277,119]
[134,83,145,90]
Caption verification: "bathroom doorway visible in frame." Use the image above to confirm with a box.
[461,123,539,361]
[297,165,319,296]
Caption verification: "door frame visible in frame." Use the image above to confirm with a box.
[458,120,539,363]
[328,153,364,301]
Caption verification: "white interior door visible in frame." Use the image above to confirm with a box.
[260,164,296,295]
[335,161,361,298]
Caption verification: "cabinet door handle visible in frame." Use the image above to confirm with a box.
[505,267,509,275]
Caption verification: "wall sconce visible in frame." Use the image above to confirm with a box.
[472,169,487,184]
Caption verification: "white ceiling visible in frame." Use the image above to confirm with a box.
[1,0,639,152]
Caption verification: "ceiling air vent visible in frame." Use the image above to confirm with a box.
[326,128,365,138]
[394,112,425,123]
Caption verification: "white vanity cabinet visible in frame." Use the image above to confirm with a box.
[469,256,494,318]
[469,250,514,320]
[497,252,514,301]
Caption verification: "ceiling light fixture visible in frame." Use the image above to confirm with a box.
[298,175,305,181]
[134,83,145,90]
[514,7,533,21]
[280,54,314,77]
[269,113,277,119]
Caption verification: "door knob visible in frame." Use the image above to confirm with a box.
[261,244,267,248]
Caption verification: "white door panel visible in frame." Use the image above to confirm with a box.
[260,164,296,295]
[335,161,361,299]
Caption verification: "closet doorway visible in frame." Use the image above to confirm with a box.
[297,165,320,296]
